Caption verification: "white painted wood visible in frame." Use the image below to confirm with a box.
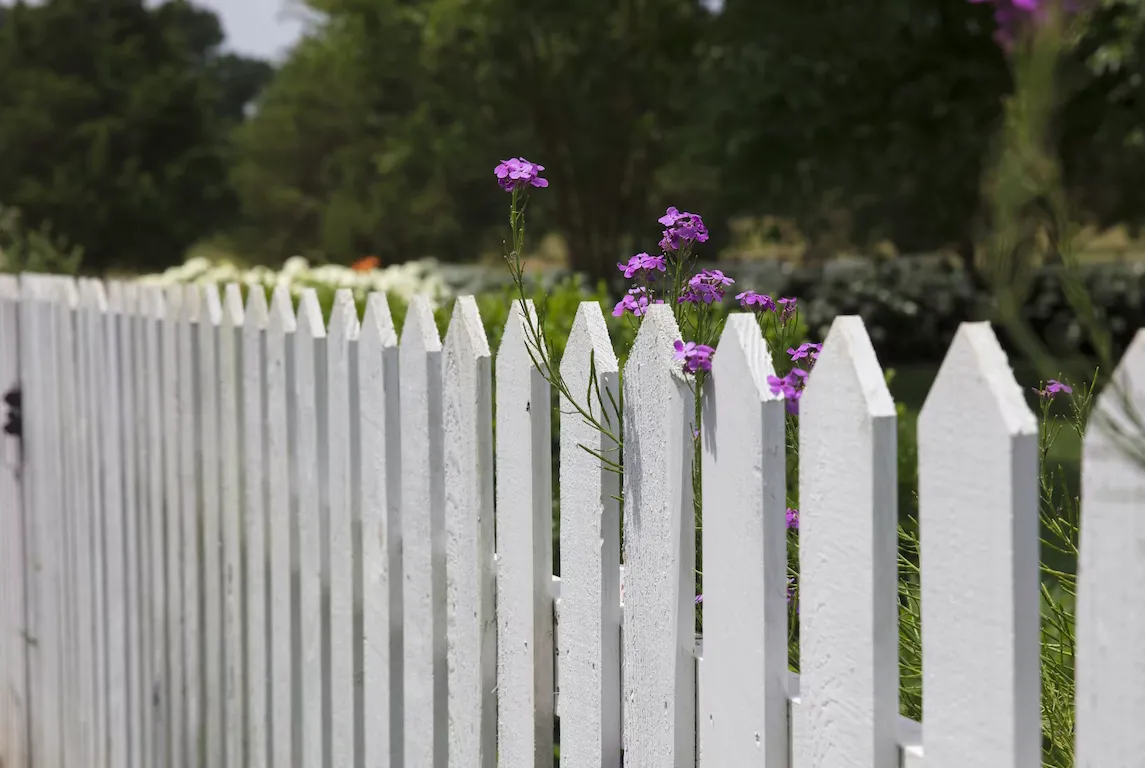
[266,286,297,768]
[556,301,622,768]
[102,281,131,768]
[120,283,146,768]
[917,322,1040,768]
[442,296,496,768]
[86,279,112,768]
[495,299,555,767]
[18,276,55,768]
[59,279,88,768]
[199,284,226,768]
[0,275,28,768]
[358,292,402,768]
[1076,329,1145,767]
[244,286,270,768]
[620,303,695,768]
[220,284,246,768]
[46,277,70,767]
[327,289,360,768]
[399,294,447,768]
[795,315,899,768]
[142,286,169,766]
[179,282,205,768]
[699,313,787,767]
[163,284,186,768]
[293,288,327,768]
[131,287,155,768]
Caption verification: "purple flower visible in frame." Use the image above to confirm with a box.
[494,157,549,192]
[969,0,1059,48]
[767,368,808,414]
[679,269,735,305]
[674,340,715,375]
[777,297,798,323]
[786,507,799,530]
[788,342,822,365]
[695,594,704,604]
[735,291,776,312]
[617,252,667,279]
[612,287,661,318]
[657,206,710,251]
[1034,379,1073,399]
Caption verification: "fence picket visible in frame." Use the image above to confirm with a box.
[198,285,226,768]
[0,274,27,768]
[918,322,1040,768]
[400,294,447,768]
[795,316,899,768]
[327,289,360,768]
[266,286,297,768]
[698,313,787,767]
[142,286,169,766]
[442,296,496,767]
[359,292,402,768]
[557,301,621,768]
[244,286,270,768]
[85,280,111,768]
[220,284,246,768]
[1076,331,1145,766]
[621,304,696,768]
[163,284,185,768]
[495,299,555,767]
[57,278,86,768]
[294,288,327,768]
[133,287,156,767]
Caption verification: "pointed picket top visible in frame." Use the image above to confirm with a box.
[361,292,397,349]
[0,273,17,299]
[920,322,1036,438]
[58,276,79,309]
[917,322,1040,768]
[401,294,441,352]
[245,285,268,330]
[710,312,777,402]
[1076,329,1145,767]
[121,281,139,317]
[296,288,326,340]
[202,283,223,327]
[268,285,296,335]
[90,278,109,313]
[497,298,545,370]
[562,300,618,378]
[181,282,201,323]
[699,313,787,768]
[443,294,490,363]
[557,301,622,768]
[621,303,696,768]
[795,315,899,768]
[137,283,154,318]
[107,280,124,313]
[222,283,245,329]
[328,288,360,342]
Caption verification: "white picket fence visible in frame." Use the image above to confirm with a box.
[1,272,1144,768]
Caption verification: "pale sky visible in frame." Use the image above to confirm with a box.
[2,0,312,61]
[181,0,311,60]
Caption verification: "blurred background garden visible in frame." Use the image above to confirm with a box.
[4,0,1145,510]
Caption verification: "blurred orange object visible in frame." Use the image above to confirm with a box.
[352,256,381,272]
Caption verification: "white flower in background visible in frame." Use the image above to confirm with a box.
[136,255,455,307]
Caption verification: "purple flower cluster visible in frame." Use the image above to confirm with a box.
[679,269,735,305]
[617,252,667,279]
[786,507,799,530]
[734,291,799,325]
[674,340,715,375]
[613,287,662,318]
[658,206,709,252]
[494,157,549,192]
[1034,378,1072,399]
[765,342,824,414]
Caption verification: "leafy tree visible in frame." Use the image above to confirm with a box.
[0,0,272,274]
